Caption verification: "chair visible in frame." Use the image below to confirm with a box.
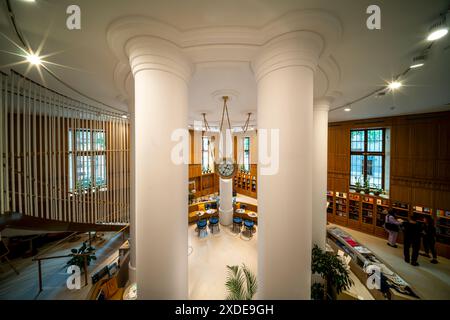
[197,219,208,238]
[209,217,220,234]
[241,220,255,239]
[232,217,243,233]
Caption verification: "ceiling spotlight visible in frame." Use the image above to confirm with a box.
[121,114,128,119]
[344,107,351,112]
[410,54,426,69]
[427,18,448,41]
[26,53,42,65]
[388,81,402,90]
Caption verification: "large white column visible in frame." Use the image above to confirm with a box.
[128,37,192,299]
[312,100,330,250]
[219,126,233,226]
[253,32,323,299]
[219,178,233,226]
[129,96,136,284]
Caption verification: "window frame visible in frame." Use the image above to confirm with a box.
[68,128,107,193]
[350,128,386,190]
[201,136,210,173]
[243,136,250,172]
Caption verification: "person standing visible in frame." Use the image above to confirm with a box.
[402,215,422,266]
[384,209,401,248]
[422,216,438,264]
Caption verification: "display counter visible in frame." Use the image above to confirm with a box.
[327,226,420,300]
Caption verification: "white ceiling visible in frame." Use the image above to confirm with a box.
[0,0,449,123]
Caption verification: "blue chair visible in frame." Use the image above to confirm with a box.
[242,220,255,239]
[232,217,243,233]
[209,217,220,234]
[197,219,208,238]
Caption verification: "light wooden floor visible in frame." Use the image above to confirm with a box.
[334,224,450,300]
[0,232,125,300]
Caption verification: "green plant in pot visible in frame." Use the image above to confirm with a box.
[363,178,370,194]
[354,177,362,193]
[373,186,383,196]
[225,264,257,300]
[311,245,353,300]
[66,241,96,272]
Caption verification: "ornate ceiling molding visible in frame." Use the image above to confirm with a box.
[106,9,343,103]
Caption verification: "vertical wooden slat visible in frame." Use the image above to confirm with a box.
[25,76,32,216]
[56,91,62,221]
[32,81,38,217]
[38,83,44,218]
[10,73,16,212]
[3,74,10,213]
[61,95,67,222]
[16,75,22,213]
[51,89,57,220]
[0,74,4,214]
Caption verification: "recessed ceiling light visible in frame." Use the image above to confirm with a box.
[26,53,41,65]
[410,63,424,69]
[427,27,448,41]
[344,108,351,112]
[410,54,426,69]
[121,114,128,119]
[388,81,402,90]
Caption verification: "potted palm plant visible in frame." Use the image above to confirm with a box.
[311,245,353,300]
[225,264,257,300]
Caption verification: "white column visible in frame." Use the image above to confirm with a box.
[128,37,192,299]
[129,96,137,283]
[253,32,323,299]
[312,100,330,250]
[219,126,233,226]
[219,178,233,226]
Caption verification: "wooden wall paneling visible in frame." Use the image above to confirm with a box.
[436,116,450,182]
[0,74,5,214]
[410,119,437,180]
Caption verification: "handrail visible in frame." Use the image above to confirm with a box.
[32,226,129,295]
[33,232,78,260]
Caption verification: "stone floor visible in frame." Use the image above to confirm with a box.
[335,224,450,300]
[187,221,373,300]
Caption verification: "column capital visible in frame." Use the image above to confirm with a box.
[314,98,333,111]
[126,36,193,83]
[251,31,324,83]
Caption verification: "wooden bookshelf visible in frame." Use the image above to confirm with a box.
[326,190,450,258]
[348,193,360,229]
[327,191,334,223]
[361,196,375,233]
[375,198,389,237]
[233,164,257,198]
[334,192,348,225]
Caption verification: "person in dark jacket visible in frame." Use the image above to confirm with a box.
[402,215,422,266]
[422,216,438,264]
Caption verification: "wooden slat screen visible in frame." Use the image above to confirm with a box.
[0,70,130,224]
